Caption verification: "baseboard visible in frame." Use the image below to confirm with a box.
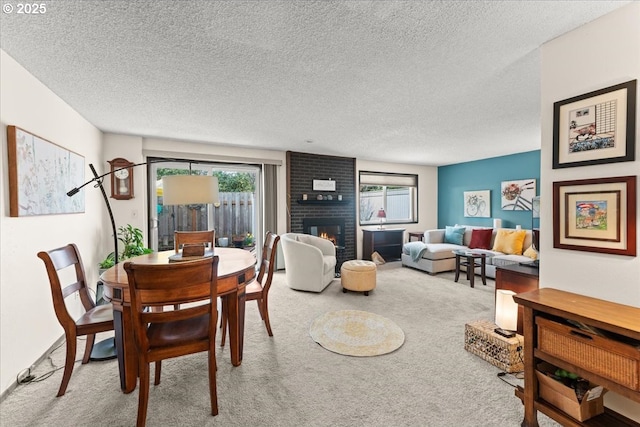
[0,335,65,403]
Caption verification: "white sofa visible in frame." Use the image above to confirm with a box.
[401,226,534,279]
[280,233,336,292]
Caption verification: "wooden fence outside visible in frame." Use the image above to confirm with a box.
[158,192,255,250]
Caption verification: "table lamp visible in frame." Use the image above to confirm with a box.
[377,208,386,229]
[162,175,219,231]
[495,289,518,338]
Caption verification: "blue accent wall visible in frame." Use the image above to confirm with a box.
[438,150,540,229]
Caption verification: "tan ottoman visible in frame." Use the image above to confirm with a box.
[341,260,376,296]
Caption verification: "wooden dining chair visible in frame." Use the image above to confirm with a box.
[174,230,215,253]
[123,256,219,427]
[37,243,115,397]
[221,232,280,346]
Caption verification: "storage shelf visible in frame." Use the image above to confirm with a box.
[515,386,640,426]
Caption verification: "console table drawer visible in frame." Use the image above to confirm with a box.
[536,317,640,391]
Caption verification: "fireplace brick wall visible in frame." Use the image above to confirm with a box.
[287,151,356,261]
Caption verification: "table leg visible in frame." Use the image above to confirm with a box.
[454,255,460,282]
[481,257,487,286]
[113,304,137,393]
[467,256,475,288]
[226,285,246,366]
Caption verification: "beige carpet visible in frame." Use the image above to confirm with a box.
[309,310,405,356]
[0,262,561,426]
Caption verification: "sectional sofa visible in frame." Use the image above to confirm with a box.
[401,225,536,279]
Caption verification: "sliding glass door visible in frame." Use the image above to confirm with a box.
[148,158,262,254]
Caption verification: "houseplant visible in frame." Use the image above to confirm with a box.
[99,224,153,270]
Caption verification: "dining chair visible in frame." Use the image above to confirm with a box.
[221,232,280,346]
[174,230,215,253]
[123,256,219,427]
[37,243,115,397]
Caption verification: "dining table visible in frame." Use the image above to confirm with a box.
[100,247,256,393]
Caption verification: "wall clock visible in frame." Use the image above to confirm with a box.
[108,158,134,200]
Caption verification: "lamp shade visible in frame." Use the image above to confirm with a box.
[377,208,386,219]
[162,175,219,205]
[495,289,518,331]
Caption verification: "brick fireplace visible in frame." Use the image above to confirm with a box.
[287,151,356,261]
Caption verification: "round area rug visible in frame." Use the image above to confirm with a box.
[309,310,405,357]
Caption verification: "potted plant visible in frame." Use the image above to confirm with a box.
[98,224,153,271]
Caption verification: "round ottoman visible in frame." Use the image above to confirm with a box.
[341,260,377,296]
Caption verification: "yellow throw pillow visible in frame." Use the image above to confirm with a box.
[492,229,527,255]
[523,245,538,260]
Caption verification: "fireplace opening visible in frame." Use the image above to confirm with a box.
[303,218,345,248]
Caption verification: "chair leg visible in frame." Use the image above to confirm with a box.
[154,361,162,385]
[137,361,150,427]
[261,299,273,337]
[208,350,219,416]
[82,333,96,364]
[57,332,77,397]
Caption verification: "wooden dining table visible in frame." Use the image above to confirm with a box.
[100,247,256,393]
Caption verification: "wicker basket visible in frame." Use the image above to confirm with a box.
[465,320,524,373]
[537,317,640,391]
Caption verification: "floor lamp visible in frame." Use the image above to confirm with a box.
[162,175,219,231]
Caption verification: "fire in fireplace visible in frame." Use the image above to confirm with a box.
[303,218,345,248]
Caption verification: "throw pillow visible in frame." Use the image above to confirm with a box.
[444,226,465,245]
[492,229,527,255]
[523,245,538,260]
[468,228,493,249]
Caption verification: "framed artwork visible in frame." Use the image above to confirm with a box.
[7,126,85,216]
[501,179,536,211]
[553,176,636,256]
[553,80,636,169]
[464,190,490,217]
[313,179,336,191]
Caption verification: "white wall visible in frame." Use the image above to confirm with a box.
[0,50,104,395]
[355,159,438,259]
[540,3,640,419]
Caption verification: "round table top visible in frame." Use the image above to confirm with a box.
[100,247,256,288]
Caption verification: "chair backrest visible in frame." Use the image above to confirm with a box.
[174,230,215,253]
[37,243,95,330]
[123,256,219,353]
[256,232,280,293]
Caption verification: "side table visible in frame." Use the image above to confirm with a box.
[453,250,487,288]
[335,246,346,278]
[408,232,423,242]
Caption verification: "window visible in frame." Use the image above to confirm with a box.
[359,171,418,225]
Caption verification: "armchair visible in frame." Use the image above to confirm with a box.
[280,233,336,292]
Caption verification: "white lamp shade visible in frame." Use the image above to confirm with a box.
[162,175,219,205]
[495,289,518,331]
[493,218,502,229]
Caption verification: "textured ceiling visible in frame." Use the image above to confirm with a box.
[0,1,631,165]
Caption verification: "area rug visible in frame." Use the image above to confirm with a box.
[309,310,405,356]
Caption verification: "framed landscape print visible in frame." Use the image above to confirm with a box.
[553,80,636,169]
[463,190,490,217]
[7,126,85,216]
[553,176,636,256]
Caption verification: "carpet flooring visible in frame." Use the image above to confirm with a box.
[0,261,560,426]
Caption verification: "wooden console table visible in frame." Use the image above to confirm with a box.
[362,228,405,261]
[514,288,640,427]
[495,263,539,334]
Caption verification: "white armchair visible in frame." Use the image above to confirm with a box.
[280,233,336,292]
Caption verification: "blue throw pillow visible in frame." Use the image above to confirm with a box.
[444,226,465,245]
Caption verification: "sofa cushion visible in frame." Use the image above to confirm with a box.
[469,228,493,249]
[523,245,538,260]
[444,226,465,245]
[492,229,527,255]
